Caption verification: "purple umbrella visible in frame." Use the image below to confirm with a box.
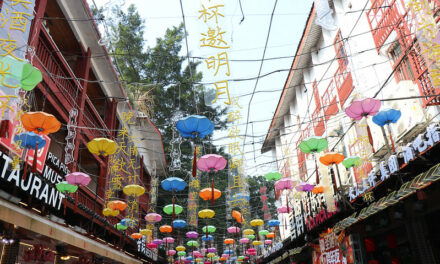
[296,183,315,192]
[153,239,163,245]
[186,231,199,239]
[207,247,216,253]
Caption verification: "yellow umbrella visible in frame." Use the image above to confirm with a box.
[87,138,117,156]
[250,219,264,227]
[176,246,186,251]
[252,241,262,246]
[123,184,145,196]
[242,229,255,235]
[102,208,119,217]
[207,253,216,258]
[198,209,215,219]
[140,229,152,236]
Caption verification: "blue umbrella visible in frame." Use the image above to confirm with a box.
[372,108,401,153]
[268,220,280,227]
[230,257,237,261]
[161,177,187,192]
[14,132,47,179]
[120,218,136,228]
[224,250,233,255]
[202,235,213,241]
[173,219,187,228]
[176,115,214,139]
[176,115,215,177]
[186,256,193,261]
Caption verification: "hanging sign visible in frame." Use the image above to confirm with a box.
[319,232,342,264]
[137,237,157,261]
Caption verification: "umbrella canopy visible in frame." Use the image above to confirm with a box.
[202,226,216,233]
[115,223,127,231]
[264,172,282,181]
[187,240,199,247]
[197,154,227,172]
[242,229,255,235]
[159,225,173,233]
[14,132,46,149]
[239,238,250,244]
[102,208,119,217]
[145,212,162,223]
[161,177,187,192]
[319,152,345,166]
[131,233,142,239]
[176,246,186,251]
[274,178,295,190]
[224,250,233,255]
[56,181,78,194]
[372,109,401,127]
[252,241,262,246]
[199,188,222,201]
[312,186,325,194]
[21,112,61,135]
[120,218,136,227]
[299,136,328,154]
[264,240,272,245]
[250,219,264,227]
[178,251,186,256]
[224,238,235,245]
[207,253,215,258]
[259,230,269,236]
[247,235,255,240]
[176,115,214,139]
[232,193,250,201]
[295,183,315,192]
[268,220,280,227]
[147,242,158,249]
[186,231,199,239]
[202,235,214,241]
[198,209,215,219]
[342,156,362,169]
[108,200,127,211]
[164,237,175,244]
[232,210,243,223]
[140,229,152,236]
[164,204,184,215]
[66,172,91,186]
[266,233,275,239]
[227,227,240,234]
[123,184,145,197]
[87,137,117,156]
[345,98,381,120]
[167,250,177,256]
[207,248,216,253]
[173,219,187,228]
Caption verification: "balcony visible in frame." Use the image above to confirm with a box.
[312,107,325,137]
[322,80,339,122]
[335,68,354,108]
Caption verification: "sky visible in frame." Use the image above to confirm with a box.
[91,0,312,176]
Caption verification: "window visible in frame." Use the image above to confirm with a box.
[334,31,348,70]
[389,43,415,82]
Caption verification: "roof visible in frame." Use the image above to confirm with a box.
[261,4,322,153]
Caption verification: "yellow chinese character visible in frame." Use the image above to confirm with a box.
[430,68,440,86]
[229,158,243,171]
[230,97,242,109]
[0,8,9,28]
[211,80,231,105]
[0,61,19,88]
[11,0,32,9]
[129,145,138,156]
[227,110,241,123]
[408,0,427,13]
[9,155,20,170]
[0,33,22,61]
[200,26,229,49]
[418,16,437,40]
[121,111,135,124]
[117,126,129,139]
[190,179,200,189]
[10,11,31,32]
[228,142,242,155]
[231,175,244,189]
[0,95,18,119]
[198,4,224,23]
[205,52,230,76]
[423,41,440,64]
[228,126,242,139]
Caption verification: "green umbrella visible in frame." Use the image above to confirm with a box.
[202,225,216,233]
[259,230,269,237]
[0,56,42,91]
[56,181,78,193]
[342,156,362,169]
[238,256,245,260]
[299,136,328,153]
[247,235,255,240]
[187,240,198,247]
[163,204,183,215]
[21,63,42,91]
[115,223,127,231]
[178,251,186,256]
[264,172,282,181]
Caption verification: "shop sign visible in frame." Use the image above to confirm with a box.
[0,150,65,210]
[289,192,338,241]
[319,232,342,264]
[263,242,283,258]
[137,237,157,261]
[349,124,440,201]
[45,152,70,177]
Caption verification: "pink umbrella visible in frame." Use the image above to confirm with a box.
[204,261,212,264]
[197,154,227,205]
[247,251,256,256]
[275,178,295,190]
[345,98,381,152]
[153,239,164,245]
[295,183,315,192]
[201,248,207,254]
[193,251,202,258]
[227,226,240,234]
[167,250,177,256]
[197,154,227,172]
[221,254,229,258]
[164,237,175,244]
[147,242,158,249]
[186,231,199,238]
[65,172,91,212]
[264,240,272,245]
[277,206,292,213]
[145,213,162,223]
[239,238,250,244]
[247,248,256,253]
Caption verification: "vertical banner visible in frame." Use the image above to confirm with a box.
[408,0,440,89]
[188,145,200,227]
[260,186,271,221]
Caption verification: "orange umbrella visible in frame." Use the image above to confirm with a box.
[266,232,275,239]
[319,152,345,193]
[159,225,173,233]
[312,186,325,194]
[108,200,127,211]
[131,233,143,239]
[232,210,243,223]
[224,238,235,245]
[199,188,222,202]
[21,112,61,135]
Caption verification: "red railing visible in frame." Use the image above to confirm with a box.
[334,68,354,108]
[312,107,325,137]
[296,138,307,181]
[76,189,104,217]
[35,28,82,108]
[322,80,339,122]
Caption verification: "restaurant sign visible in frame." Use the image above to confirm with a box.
[349,123,440,201]
[137,237,157,261]
[0,150,66,210]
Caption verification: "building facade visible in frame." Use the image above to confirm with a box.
[262,0,440,263]
[0,0,166,263]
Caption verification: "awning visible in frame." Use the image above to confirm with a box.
[0,199,142,264]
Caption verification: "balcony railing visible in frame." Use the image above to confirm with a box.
[312,107,325,137]
[335,68,354,108]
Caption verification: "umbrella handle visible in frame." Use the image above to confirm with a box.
[387,125,396,153]
[314,154,319,185]
[22,149,29,181]
[192,146,197,177]
[366,123,375,153]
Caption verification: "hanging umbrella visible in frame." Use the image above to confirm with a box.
[264,240,272,245]
[299,136,328,184]
[21,112,61,135]
[198,209,215,218]
[247,235,255,240]
[227,227,240,234]
[163,204,184,221]
[56,181,78,194]
[224,249,233,255]
[242,229,255,236]
[266,233,275,239]
[131,233,142,239]
[65,172,91,212]
[102,208,119,217]
[161,177,187,192]
[159,225,173,234]
[268,220,280,227]
[120,218,136,228]
[202,235,214,241]
[197,154,227,204]
[145,212,162,223]
[186,231,199,239]
[312,186,325,194]
[167,250,177,256]
[252,241,262,246]
[202,226,216,233]
[372,109,401,154]
[264,172,282,181]
[14,132,46,178]
[275,178,295,228]
[140,229,152,237]
[108,200,128,211]
[187,240,199,247]
[199,188,222,204]
[295,183,316,192]
[173,219,187,228]
[342,156,362,169]
[176,115,214,177]
[258,230,269,237]
[232,210,243,224]
[239,238,250,244]
[87,138,117,156]
[178,251,186,257]
[115,223,128,231]
[207,248,216,253]
[147,242,158,249]
[176,246,186,252]
[123,184,145,197]
[345,98,381,152]
[319,152,345,193]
